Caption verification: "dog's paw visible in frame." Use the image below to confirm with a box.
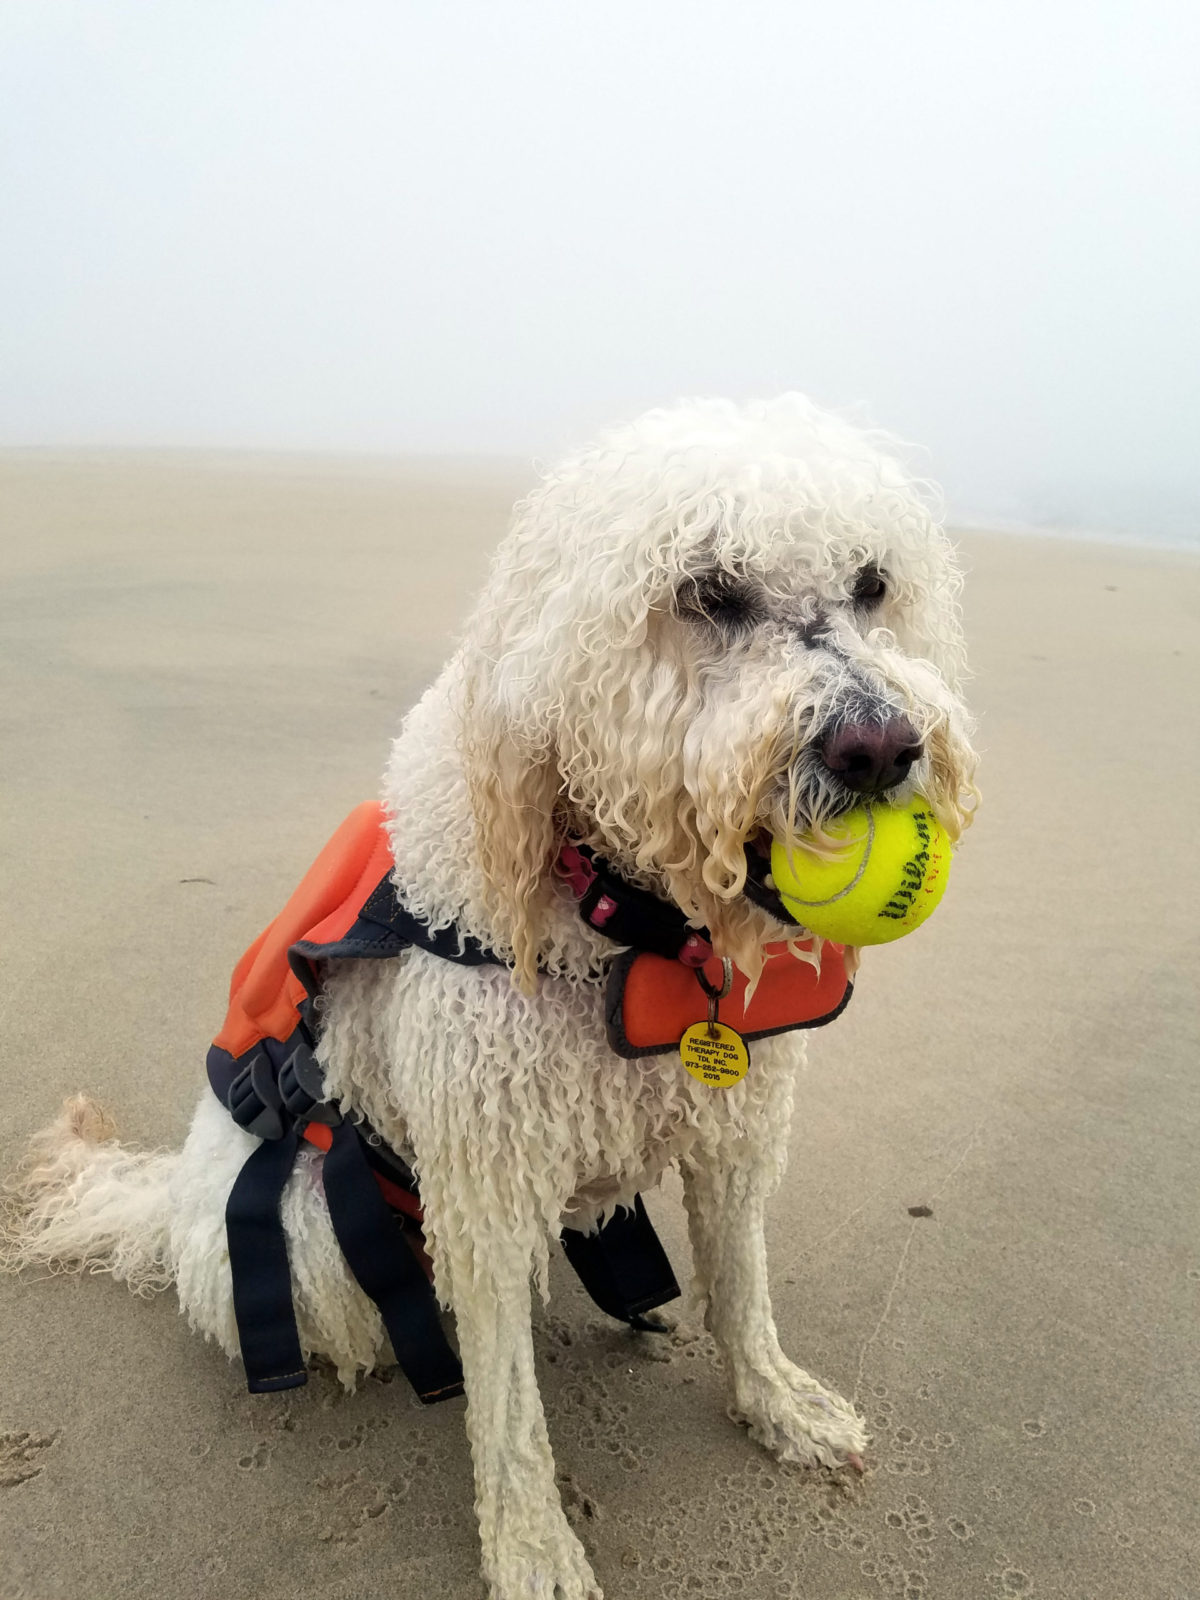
[729,1357,869,1472]
[485,1518,602,1600]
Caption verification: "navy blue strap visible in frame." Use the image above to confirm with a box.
[224,1129,308,1393]
[321,1122,464,1403]
[288,872,498,1004]
[560,1195,680,1330]
[223,1111,675,1395]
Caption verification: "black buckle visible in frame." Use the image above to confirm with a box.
[278,1041,341,1127]
[226,1048,286,1141]
[225,1034,341,1139]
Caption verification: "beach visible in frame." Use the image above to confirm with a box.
[1,453,1196,1600]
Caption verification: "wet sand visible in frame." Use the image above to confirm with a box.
[1,453,1196,1600]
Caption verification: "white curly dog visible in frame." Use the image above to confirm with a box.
[4,396,977,1600]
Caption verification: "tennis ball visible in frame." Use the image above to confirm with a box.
[769,797,951,945]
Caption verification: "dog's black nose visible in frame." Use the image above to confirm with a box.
[820,717,923,794]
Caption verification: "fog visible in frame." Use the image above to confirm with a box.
[3,1,1197,543]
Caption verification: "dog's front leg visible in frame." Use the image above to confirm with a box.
[432,1207,601,1600]
[681,1152,868,1471]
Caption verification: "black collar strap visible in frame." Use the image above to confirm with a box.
[557,844,713,967]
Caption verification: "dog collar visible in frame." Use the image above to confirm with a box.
[557,843,713,967]
[555,842,853,1061]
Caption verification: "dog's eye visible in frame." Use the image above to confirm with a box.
[851,565,888,607]
[678,572,758,632]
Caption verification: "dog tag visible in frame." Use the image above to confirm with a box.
[680,1020,750,1089]
[680,957,750,1089]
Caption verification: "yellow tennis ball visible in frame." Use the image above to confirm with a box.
[769,797,952,945]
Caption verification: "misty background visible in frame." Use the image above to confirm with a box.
[2,1,1197,546]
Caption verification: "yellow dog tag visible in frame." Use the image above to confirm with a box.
[680,1020,750,1089]
[679,956,750,1089]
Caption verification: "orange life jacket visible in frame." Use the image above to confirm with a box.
[207,804,852,1401]
[213,801,393,1062]
[210,802,851,1076]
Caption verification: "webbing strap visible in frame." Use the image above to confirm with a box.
[225,1130,308,1393]
[321,1122,465,1403]
[560,1195,681,1330]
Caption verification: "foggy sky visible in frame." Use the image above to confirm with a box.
[2,1,1197,542]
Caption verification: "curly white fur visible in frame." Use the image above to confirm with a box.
[2,395,977,1600]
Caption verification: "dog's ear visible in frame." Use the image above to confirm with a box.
[460,704,562,993]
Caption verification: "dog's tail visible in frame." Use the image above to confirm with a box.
[0,1095,177,1294]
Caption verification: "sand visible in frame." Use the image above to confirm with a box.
[1,453,1196,1600]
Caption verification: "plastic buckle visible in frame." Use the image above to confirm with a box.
[278,1042,341,1127]
[226,1048,287,1141]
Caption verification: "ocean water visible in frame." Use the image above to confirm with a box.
[951,488,1200,552]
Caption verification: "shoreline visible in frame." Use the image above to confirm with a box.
[1,448,1195,555]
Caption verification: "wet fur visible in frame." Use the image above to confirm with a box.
[2,395,977,1600]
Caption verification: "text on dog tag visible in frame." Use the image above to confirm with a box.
[679,1021,750,1089]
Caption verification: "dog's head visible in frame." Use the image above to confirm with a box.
[459,395,978,987]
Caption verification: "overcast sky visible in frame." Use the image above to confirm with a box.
[2,1,1197,541]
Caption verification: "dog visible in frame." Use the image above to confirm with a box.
[2,395,977,1600]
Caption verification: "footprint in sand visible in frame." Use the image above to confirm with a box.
[0,1430,60,1488]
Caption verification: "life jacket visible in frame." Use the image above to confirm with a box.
[208,804,852,1399]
